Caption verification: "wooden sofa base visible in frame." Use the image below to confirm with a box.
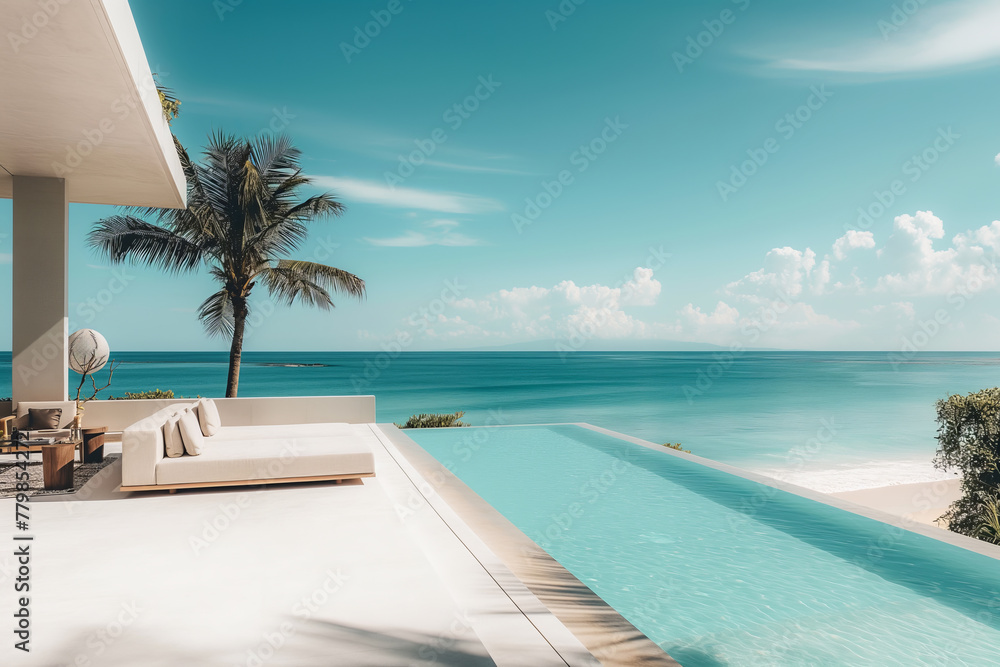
[121,472,375,493]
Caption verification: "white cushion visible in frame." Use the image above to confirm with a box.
[155,425,377,485]
[198,398,222,437]
[178,410,205,456]
[162,414,185,458]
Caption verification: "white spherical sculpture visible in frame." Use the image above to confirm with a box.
[68,329,110,375]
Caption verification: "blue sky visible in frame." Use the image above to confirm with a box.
[2,0,1000,351]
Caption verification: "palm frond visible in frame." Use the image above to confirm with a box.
[252,134,298,183]
[87,216,204,273]
[197,289,235,338]
[270,260,365,299]
[259,267,334,309]
[285,193,346,222]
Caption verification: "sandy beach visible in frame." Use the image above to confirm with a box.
[831,479,963,529]
[750,459,964,530]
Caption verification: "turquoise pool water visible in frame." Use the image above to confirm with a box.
[408,424,1000,666]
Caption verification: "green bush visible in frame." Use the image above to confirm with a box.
[934,388,1000,543]
[662,442,691,453]
[395,412,469,429]
[109,389,176,400]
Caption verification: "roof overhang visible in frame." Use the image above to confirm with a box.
[0,0,186,208]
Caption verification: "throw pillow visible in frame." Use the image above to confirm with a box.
[178,410,206,456]
[162,413,185,458]
[198,398,222,437]
[28,407,62,430]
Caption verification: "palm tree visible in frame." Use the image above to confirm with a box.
[88,132,365,397]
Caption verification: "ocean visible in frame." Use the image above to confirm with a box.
[2,350,996,491]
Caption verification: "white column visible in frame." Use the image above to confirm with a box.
[12,176,69,404]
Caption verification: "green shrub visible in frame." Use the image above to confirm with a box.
[109,389,176,400]
[934,388,1000,543]
[395,412,469,429]
[662,442,691,453]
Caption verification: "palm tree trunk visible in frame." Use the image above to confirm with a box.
[226,299,248,398]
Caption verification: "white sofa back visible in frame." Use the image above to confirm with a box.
[121,402,196,487]
[84,395,376,431]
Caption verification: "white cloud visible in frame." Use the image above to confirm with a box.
[676,298,859,349]
[362,212,1000,350]
[832,230,876,260]
[409,268,667,342]
[680,301,740,327]
[994,152,1000,166]
[363,219,484,247]
[670,211,1000,349]
[768,1,1000,75]
[954,219,1000,250]
[422,159,532,175]
[621,267,662,306]
[875,211,999,294]
[726,246,822,298]
[0,253,10,265]
[425,218,460,230]
[311,176,502,214]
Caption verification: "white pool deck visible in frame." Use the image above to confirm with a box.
[0,424,675,666]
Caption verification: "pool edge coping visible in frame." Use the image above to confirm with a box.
[563,422,1000,561]
[399,420,1000,560]
[377,422,680,667]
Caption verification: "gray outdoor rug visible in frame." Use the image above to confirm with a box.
[0,454,120,498]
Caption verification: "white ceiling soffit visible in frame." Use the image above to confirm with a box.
[0,0,186,208]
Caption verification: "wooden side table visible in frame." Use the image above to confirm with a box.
[82,427,107,464]
[41,441,78,490]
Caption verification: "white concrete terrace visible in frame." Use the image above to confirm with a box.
[0,424,677,666]
[1,0,186,404]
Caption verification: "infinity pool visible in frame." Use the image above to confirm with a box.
[407,424,1000,666]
